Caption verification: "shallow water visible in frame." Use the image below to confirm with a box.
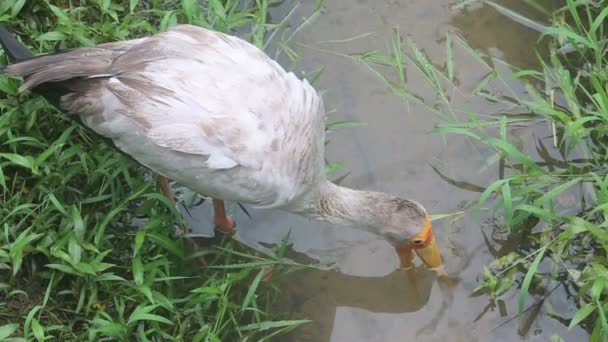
[185,1,589,341]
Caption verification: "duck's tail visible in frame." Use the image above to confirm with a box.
[0,26,70,107]
[0,26,34,65]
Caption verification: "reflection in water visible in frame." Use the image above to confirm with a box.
[275,264,464,342]
[276,267,438,342]
[270,238,467,341]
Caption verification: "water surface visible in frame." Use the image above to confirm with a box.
[185,1,588,340]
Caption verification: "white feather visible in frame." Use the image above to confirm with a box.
[71,25,325,208]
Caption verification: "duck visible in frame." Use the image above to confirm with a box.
[0,24,442,269]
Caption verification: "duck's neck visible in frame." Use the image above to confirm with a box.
[291,180,386,233]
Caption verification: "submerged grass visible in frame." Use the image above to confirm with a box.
[0,0,313,340]
[350,0,608,340]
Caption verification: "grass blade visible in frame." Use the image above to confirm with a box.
[486,1,551,33]
[242,268,265,310]
[0,323,18,340]
[518,247,547,319]
[446,33,454,82]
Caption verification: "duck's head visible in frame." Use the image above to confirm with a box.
[377,199,442,269]
[312,182,443,269]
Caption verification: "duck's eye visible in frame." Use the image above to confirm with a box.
[412,238,425,246]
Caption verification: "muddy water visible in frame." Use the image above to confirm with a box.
[184,1,589,341]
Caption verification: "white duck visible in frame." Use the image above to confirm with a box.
[0,24,442,269]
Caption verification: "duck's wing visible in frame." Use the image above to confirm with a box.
[6,25,324,171]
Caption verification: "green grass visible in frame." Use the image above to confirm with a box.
[348,0,608,340]
[0,0,315,340]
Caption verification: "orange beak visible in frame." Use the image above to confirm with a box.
[395,215,443,269]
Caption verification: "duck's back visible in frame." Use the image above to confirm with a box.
[6,25,327,207]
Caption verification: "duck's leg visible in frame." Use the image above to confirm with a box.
[158,179,269,281]
[157,176,208,266]
[158,176,235,235]
[211,199,273,281]
[212,199,236,235]
[158,176,176,205]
